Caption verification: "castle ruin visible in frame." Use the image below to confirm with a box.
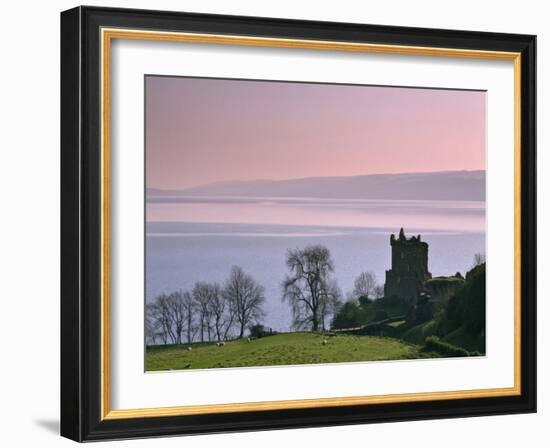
[384,228,432,304]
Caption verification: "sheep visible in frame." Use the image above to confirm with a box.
[322,339,328,346]
[187,346,192,351]
[247,337,251,342]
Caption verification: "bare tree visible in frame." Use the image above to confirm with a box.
[282,245,341,331]
[146,290,199,345]
[147,294,177,344]
[353,271,378,300]
[205,282,235,342]
[319,279,342,331]
[373,285,384,299]
[223,266,266,338]
[182,291,196,344]
[145,304,158,345]
[192,282,215,342]
[166,291,187,344]
[472,252,486,268]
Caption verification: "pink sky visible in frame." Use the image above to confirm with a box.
[145,76,485,190]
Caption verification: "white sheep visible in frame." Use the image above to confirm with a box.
[187,346,192,351]
[322,339,328,346]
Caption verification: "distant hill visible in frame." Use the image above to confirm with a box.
[147,170,485,201]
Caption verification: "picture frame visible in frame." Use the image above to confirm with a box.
[60,5,536,442]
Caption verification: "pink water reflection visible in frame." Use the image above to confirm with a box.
[146,198,485,233]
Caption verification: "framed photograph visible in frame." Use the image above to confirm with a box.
[60,6,536,442]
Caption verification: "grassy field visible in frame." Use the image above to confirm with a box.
[400,320,438,345]
[146,332,429,371]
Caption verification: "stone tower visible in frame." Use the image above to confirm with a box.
[384,228,432,304]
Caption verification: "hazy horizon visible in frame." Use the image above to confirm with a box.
[147,168,485,192]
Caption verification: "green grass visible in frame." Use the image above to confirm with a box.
[423,336,473,357]
[442,325,485,354]
[400,320,438,345]
[146,332,430,371]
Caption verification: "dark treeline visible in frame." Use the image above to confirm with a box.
[146,266,265,345]
[330,253,486,354]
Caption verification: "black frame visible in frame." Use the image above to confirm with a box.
[61,6,536,442]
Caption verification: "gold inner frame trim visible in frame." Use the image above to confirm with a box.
[100,27,522,421]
